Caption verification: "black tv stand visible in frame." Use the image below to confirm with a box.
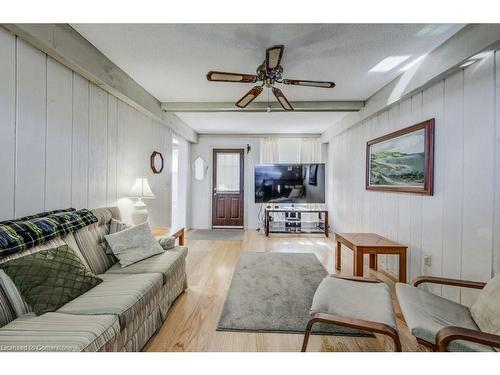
[264,207,329,237]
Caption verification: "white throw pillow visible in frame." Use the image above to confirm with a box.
[470,273,500,345]
[105,219,130,255]
[110,218,130,234]
[104,222,164,267]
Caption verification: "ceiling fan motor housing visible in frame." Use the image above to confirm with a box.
[257,63,283,83]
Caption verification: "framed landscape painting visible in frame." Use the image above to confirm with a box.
[366,119,434,195]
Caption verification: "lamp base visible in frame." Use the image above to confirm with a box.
[131,199,149,225]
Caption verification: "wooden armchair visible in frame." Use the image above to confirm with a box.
[396,275,500,352]
[302,275,401,352]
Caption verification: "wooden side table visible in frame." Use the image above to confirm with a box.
[151,227,185,246]
[335,233,407,283]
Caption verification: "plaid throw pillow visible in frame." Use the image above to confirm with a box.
[0,209,97,258]
[0,208,76,225]
[0,245,102,315]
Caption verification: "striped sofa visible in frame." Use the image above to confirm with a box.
[0,207,188,352]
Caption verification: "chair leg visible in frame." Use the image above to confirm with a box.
[301,318,316,352]
[392,334,402,352]
[416,338,436,351]
[378,328,401,352]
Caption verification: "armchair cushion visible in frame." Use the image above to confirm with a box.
[310,276,397,330]
[396,283,494,351]
[470,273,500,347]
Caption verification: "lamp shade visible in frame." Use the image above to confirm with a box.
[130,178,155,198]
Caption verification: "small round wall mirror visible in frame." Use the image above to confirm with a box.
[150,151,164,174]
[193,156,207,180]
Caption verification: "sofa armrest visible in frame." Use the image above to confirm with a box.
[436,326,500,351]
[158,236,176,250]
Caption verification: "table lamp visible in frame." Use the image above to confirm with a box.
[130,177,155,224]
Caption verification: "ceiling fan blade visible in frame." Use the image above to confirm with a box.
[235,86,263,108]
[266,45,284,72]
[282,79,336,88]
[207,71,257,83]
[272,87,293,111]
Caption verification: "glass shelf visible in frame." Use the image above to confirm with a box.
[265,207,328,237]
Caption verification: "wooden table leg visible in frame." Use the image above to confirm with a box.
[399,249,407,283]
[336,241,341,271]
[354,249,364,277]
[369,254,377,270]
[265,210,269,237]
[178,229,185,246]
[324,211,329,237]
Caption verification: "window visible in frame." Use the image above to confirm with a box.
[216,153,240,192]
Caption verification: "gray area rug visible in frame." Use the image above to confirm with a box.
[217,252,372,336]
[187,229,244,241]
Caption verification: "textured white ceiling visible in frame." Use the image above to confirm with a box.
[73,24,462,102]
[72,24,463,133]
[175,112,348,134]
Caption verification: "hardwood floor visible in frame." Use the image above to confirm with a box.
[144,230,428,352]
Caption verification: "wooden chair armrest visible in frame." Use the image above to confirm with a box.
[306,312,401,352]
[310,313,397,338]
[331,274,382,283]
[436,326,500,351]
[413,276,486,289]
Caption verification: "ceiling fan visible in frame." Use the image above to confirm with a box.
[206,45,336,111]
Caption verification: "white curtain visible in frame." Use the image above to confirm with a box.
[299,138,322,162]
[260,137,280,163]
[277,138,301,162]
[261,137,322,163]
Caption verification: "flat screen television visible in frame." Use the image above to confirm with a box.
[254,163,326,203]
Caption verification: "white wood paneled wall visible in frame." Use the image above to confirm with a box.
[0,28,172,227]
[328,51,500,306]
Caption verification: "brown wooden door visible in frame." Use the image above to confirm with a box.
[212,149,244,228]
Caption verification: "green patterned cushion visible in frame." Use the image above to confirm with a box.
[0,245,102,315]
